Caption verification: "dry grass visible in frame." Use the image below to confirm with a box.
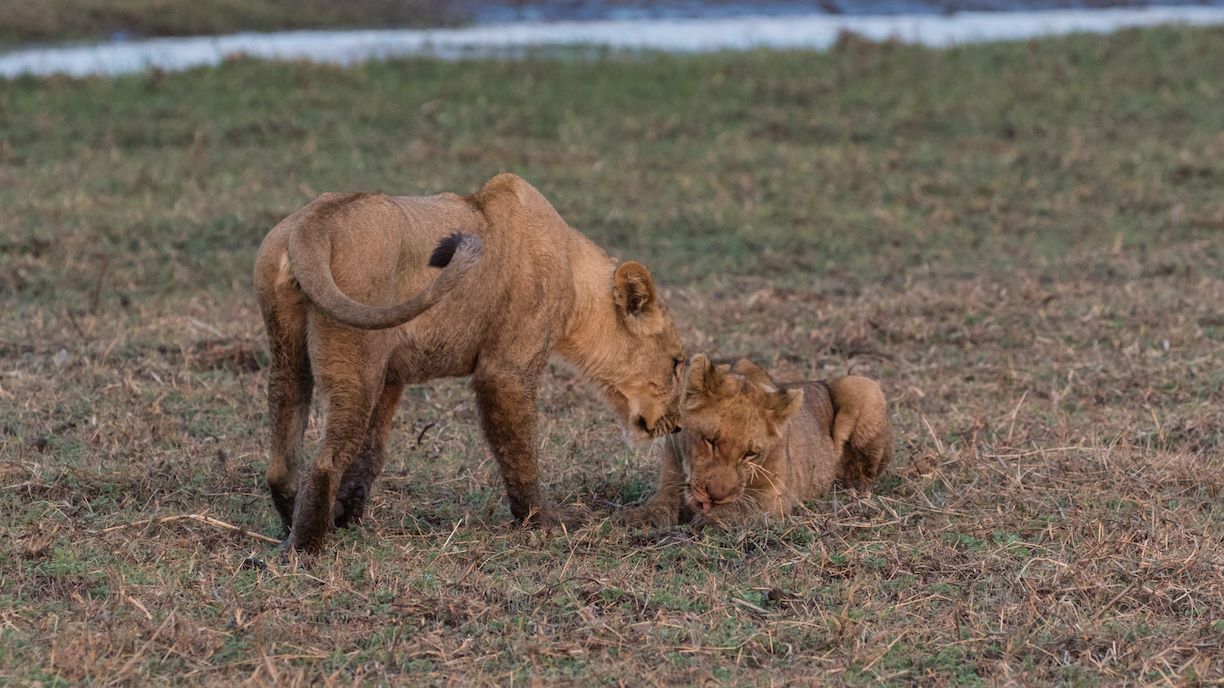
[2,29,1223,685]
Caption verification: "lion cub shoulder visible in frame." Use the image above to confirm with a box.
[624,355,892,529]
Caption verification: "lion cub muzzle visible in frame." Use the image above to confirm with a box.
[686,472,742,513]
[634,412,680,438]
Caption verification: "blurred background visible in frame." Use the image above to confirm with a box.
[3,0,1224,43]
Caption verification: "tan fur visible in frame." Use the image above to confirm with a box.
[255,174,685,552]
[623,355,892,529]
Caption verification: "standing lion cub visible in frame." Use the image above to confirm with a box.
[624,355,892,529]
[255,174,686,553]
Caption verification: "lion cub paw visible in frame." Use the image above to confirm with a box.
[692,508,782,532]
[618,504,680,530]
[521,503,588,532]
[688,511,722,532]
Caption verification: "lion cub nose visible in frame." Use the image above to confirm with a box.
[705,480,736,503]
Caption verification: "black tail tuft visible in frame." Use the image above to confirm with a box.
[428,232,466,268]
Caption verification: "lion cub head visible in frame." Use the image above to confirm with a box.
[584,261,686,443]
[677,355,802,512]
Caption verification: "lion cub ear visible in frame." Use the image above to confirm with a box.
[613,261,659,320]
[764,388,804,436]
[685,354,722,403]
[732,359,774,387]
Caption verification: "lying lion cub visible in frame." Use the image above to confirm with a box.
[624,355,892,529]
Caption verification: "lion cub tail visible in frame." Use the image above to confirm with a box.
[828,376,893,489]
[289,228,483,330]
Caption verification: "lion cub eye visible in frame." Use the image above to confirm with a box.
[742,450,759,462]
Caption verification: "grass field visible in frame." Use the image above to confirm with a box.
[2,28,1223,685]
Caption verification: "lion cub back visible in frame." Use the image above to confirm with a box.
[778,375,891,499]
[825,376,892,489]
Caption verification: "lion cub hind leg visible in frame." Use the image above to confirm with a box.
[829,376,893,491]
[287,347,384,553]
[260,287,313,533]
[333,380,404,529]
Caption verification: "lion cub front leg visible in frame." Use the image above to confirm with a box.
[621,440,685,529]
[690,499,759,530]
[473,365,584,529]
